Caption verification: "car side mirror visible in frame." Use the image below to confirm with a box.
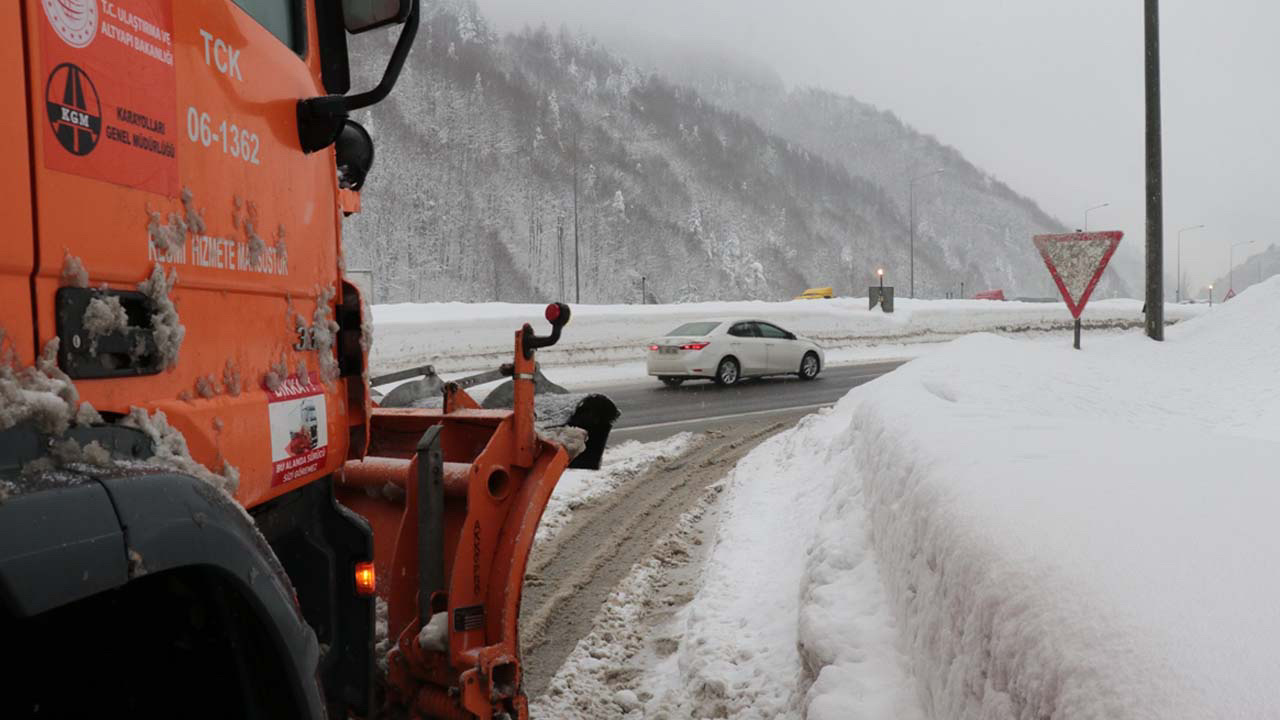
[343,0,412,33]
[786,333,796,340]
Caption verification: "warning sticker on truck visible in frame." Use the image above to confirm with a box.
[267,374,329,487]
[40,0,179,196]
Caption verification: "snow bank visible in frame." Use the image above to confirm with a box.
[641,405,923,719]
[837,279,1280,718]
[370,297,1203,376]
[643,280,1277,719]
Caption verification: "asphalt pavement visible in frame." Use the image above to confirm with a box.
[595,360,907,443]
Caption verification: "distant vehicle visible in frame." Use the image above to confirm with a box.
[647,320,825,386]
[795,286,834,300]
[974,290,1006,301]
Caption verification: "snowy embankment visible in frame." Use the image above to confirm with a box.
[370,298,1204,380]
[642,280,1280,719]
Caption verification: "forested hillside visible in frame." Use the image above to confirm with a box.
[342,1,1131,303]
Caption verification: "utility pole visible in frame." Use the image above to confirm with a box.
[1176,224,1204,303]
[572,126,581,304]
[557,215,565,300]
[1144,0,1165,340]
[1230,240,1254,293]
[908,169,944,299]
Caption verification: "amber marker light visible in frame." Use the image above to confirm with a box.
[355,562,376,596]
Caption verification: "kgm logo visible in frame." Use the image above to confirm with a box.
[43,0,99,49]
[46,63,101,156]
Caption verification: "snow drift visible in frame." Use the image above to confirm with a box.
[831,278,1280,719]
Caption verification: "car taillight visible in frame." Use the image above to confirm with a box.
[681,342,710,351]
[649,344,660,351]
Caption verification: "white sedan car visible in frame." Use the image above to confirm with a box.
[646,320,824,386]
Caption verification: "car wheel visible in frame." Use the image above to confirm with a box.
[714,357,740,386]
[798,352,820,380]
[659,376,684,387]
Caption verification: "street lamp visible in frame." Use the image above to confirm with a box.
[572,113,612,304]
[1175,224,1205,303]
[877,267,885,289]
[908,169,944,299]
[572,123,581,303]
[1230,240,1254,294]
[1084,202,1110,232]
[1208,284,1214,307]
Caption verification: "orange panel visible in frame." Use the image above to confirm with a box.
[1,2,36,365]
[25,0,347,508]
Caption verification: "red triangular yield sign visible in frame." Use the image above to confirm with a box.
[1225,288,1236,301]
[1033,231,1123,318]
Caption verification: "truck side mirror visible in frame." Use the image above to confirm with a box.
[343,0,412,33]
[299,0,419,153]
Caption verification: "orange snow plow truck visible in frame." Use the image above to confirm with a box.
[0,2,616,719]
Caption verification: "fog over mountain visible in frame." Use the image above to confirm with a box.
[342,0,1134,304]
[476,0,1280,293]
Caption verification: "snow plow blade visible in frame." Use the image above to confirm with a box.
[484,391,620,471]
[340,303,595,719]
[376,364,620,471]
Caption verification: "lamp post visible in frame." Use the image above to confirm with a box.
[877,267,885,289]
[572,124,581,303]
[1230,240,1254,294]
[1208,284,1214,308]
[1176,224,1204,303]
[572,113,611,304]
[908,169,944,299]
[1084,202,1110,232]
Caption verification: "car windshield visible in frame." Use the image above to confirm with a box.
[666,322,720,336]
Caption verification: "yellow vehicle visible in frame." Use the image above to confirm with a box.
[795,286,834,300]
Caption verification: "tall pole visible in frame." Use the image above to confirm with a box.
[1230,240,1254,293]
[572,126,580,304]
[908,169,943,300]
[1176,224,1204,303]
[1085,202,1110,232]
[1144,0,1164,341]
[557,217,565,300]
[909,181,915,299]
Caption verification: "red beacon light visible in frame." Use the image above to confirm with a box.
[544,302,571,326]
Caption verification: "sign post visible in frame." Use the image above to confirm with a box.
[1033,232,1124,349]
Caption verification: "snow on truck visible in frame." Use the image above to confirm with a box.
[0,2,614,719]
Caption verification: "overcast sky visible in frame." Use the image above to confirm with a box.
[477,0,1278,293]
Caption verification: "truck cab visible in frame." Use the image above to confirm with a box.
[2,1,414,717]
